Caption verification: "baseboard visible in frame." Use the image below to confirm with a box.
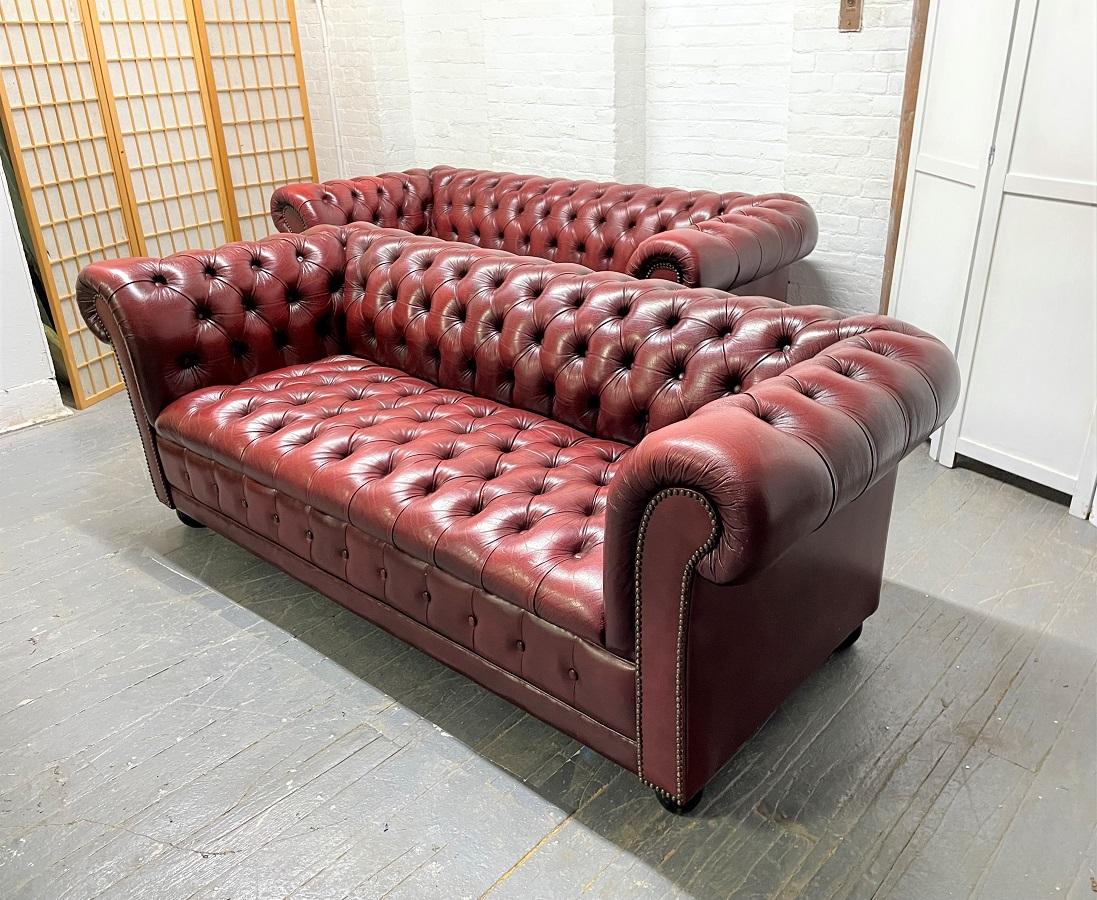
[0,378,70,434]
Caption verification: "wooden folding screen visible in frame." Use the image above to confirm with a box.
[90,0,237,255]
[199,0,316,240]
[0,0,131,404]
[0,0,316,407]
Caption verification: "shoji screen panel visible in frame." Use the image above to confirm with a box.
[0,0,131,406]
[199,0,317,240]
[91,0,236,255]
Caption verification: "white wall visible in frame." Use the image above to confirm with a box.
[0,176,66,432]
[785,0,914,312]
[645,0,792,194]
[294,0,913,314]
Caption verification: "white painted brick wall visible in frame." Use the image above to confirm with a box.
[645,0,793,193]
[403,0,491,170]
[295,0,416,177]
[293,0,913,314]
[479,0,647,181]
[785,0,914,314]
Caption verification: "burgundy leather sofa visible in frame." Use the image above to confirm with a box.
[77,222,958,813]
[270,166,818,298]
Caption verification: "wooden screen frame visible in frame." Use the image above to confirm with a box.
[195,0,318,240]
[0,0,316,408]
[0,1,142,407]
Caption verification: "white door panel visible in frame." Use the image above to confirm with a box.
[893,172,978,344]
[959,195,1096,491]
[891,0,1097,517]
[1009,0,1097,187]
[917,0,1016,170]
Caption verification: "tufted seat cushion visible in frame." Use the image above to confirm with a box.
[155,355,628,645]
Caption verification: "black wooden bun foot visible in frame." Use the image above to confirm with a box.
[656,788,703,815]
[834,623,863,653]
[176,510,206,528]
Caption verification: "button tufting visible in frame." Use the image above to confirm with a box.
[567,668,578,681]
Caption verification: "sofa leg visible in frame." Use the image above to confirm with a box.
[176,509,206,528]
[834,624,863,653]
[656,788,703,815]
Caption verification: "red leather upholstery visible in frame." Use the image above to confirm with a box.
[78,221,960,807]
[271,165,818,292]
[269,169,433,235]
[76,228,355,421]
[156,357,625,645]
[339,227,939,448]
[603,324,959,655]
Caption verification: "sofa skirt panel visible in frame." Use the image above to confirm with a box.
[159,438,639,770]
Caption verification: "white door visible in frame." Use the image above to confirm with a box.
[892,0,1097,519]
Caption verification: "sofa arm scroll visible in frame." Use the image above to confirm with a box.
[76,227,355,423]
[625,194,818,290]
[603,326,959,655]
[270,170,433,234]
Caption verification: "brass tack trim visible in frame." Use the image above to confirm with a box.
[634,487,719,802]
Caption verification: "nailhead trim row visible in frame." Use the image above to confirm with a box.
[634,255,687,284]
[634,487,720,803]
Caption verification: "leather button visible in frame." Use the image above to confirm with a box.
[568,668,578,681]
[305,529,314,540]
[378,567,387,579]
[467,615,477,627]
[272,514,279,524]
[421,590,431,602]
[515,640,525,652]
[239,497,247,507]
[340,548,349,559]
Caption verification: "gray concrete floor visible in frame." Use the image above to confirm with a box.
[1,393,1094,900]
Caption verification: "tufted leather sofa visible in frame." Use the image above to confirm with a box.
[269,166,818,298]
[77,222,958,812]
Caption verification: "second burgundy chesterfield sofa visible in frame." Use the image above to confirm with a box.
[270,165,818,299]
[77,222,958,813]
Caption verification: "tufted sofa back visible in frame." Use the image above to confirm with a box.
[271,166,817,291]
[343,226,922,445]
[427,166,790,275]
[79,220,938,449]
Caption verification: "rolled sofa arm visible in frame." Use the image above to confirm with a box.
[625,194,818,290]
[76,226,357,423]
[271,169,433,234]
[603,324,959,654]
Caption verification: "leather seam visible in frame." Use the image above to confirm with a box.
[99,295,172,507]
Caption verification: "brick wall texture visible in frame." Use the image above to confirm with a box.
[293,0,913,314]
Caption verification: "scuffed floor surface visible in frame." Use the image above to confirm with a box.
[1,394,1094,899]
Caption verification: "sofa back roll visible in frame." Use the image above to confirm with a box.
[429,167,728,273]
[270,169,434,235]
[342,225,930,446]
[271,166,819,293]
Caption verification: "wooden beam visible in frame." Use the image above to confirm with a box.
[879,0,931,314]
